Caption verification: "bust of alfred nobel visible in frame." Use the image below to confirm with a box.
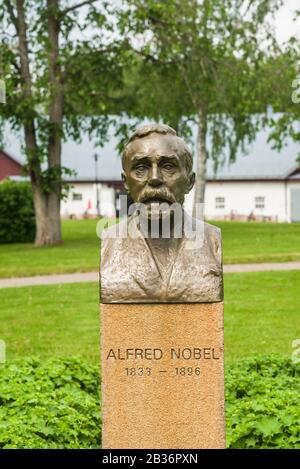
[100,123,223,303]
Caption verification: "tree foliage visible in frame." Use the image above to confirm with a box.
[0,0,128,245]
[117,0,298,208]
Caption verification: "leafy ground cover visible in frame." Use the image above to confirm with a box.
[0,355,298,448]
[226,355,300,448]
[0,358,100,449]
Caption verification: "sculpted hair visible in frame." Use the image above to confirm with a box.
[122,123,193,174]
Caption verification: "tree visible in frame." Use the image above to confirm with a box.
[0,0,125,245]
[120,0,290,213]
[265,19,300,161]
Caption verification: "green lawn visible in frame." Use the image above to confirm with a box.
[0,219,300,278]
[0,219,101,278]
[0,281,100,363]
[217,220,300,264]
[224,270,300,360]
[1,270,299,363]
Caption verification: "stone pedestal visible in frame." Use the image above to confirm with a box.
[101,302,225,449]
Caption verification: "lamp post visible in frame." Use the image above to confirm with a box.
[94,153,100,217]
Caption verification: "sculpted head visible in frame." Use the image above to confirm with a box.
[122,124,195,211]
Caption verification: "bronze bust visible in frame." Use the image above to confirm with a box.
[100,123,223,303]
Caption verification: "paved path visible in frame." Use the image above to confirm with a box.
[0,261,300,289]
[224,261,300,273]
[0,272,98,289]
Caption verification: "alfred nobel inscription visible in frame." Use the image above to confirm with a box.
[106,347,221,361]
[100,124,225,449]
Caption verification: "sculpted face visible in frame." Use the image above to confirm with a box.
[122,133,195,213]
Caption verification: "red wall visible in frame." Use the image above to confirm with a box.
[0,151,22,181]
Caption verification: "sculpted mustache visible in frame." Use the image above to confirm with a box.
[136,189,176,204]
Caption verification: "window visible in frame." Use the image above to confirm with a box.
[255,196,265,209]
[215,197,225,209]
[72,193,82,201]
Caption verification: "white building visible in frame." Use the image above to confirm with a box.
[3,127,300,222]
[60,128,300,222]
[61,180,122,219]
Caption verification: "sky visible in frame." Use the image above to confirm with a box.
[274,0,299,44]
[72,0,299,45]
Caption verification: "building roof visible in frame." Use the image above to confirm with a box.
[206,129,299,181]
[2,124,299,182]
[0,148,23,166]
[0,148,23,181]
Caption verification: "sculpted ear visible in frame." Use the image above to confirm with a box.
[122,172,129,192]
[186,172,195,193]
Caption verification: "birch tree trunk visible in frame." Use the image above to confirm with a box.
[193,107,208,219]
[45,0,63,245]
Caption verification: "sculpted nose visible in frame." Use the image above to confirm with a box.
[148,165,163,186]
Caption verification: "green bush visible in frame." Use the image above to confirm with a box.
[0,179,35,243]
[0,355,298,449]
[226,355,300,448]
[0,357,101,449]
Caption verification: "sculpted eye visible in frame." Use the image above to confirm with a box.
[133,164,149,176]
[162,163,175,171]
[135,164,147,171]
